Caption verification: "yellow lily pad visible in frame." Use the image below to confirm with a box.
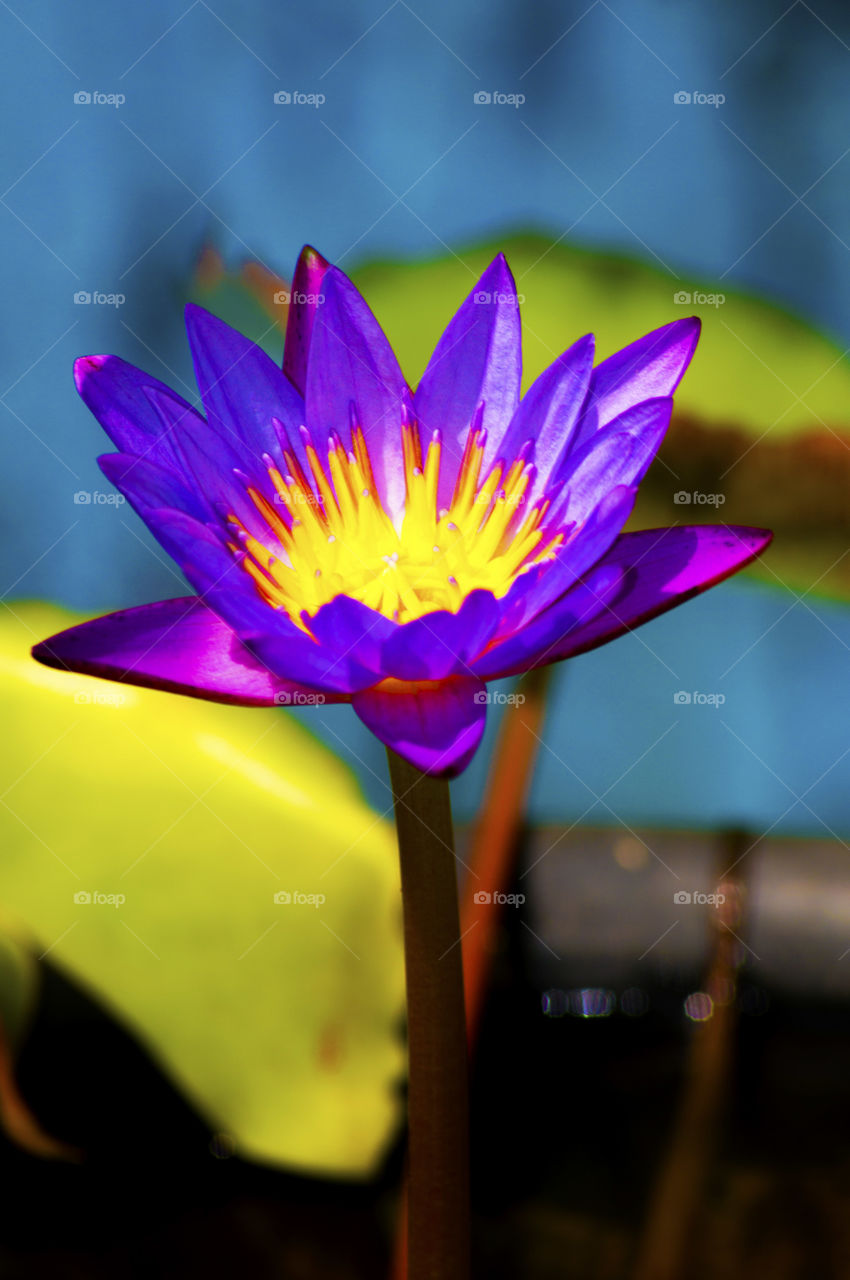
[0,601,405,1176]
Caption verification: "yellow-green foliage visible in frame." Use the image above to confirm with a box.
[1,603,405,1176]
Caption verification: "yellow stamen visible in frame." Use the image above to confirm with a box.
[229,415,566,625]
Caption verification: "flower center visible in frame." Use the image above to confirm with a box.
[228,413,564,631]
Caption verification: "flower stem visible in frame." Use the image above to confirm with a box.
[387,748,470,1280]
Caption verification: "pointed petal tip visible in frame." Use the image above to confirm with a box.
[298,244,331,270]
[184,300,212,326]
[731,525,773,556]
[73,354,109,390]
[31,637,63,671]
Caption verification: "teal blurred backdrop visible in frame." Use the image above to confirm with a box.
[3,0,849,829]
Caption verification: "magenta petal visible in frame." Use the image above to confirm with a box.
[414,254,522,511]
[31,597,345,706]
[184,304,305,461]
[572,317,700,451]
[507,525,773,672]
[381,590,502,681]
[283,244,331,396]
[74,354,198,472]
[352,676,487,777]
[305,268,409,523]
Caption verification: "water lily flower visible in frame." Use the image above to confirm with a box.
[33,247,771,777]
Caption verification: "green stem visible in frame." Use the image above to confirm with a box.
[387,749,470,1280]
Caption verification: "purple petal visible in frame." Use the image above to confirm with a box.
[352,675,487,777]
[495,334,595,501]
[495,482,637,636]
[306,595,398,677]
[184,304,305,462]
[138,507,381,694]
[31,597,345,706]
[380,590,502,681]
[572,317,699,452]
[546,396,672,525]
[98,452,210,524]
[414,254,522,512]
[305,267,409,522]
[483,525,772,678]
[74,354,199,472]
[472,564,625,679]
[283,244,331,396]
[143,386,282,543]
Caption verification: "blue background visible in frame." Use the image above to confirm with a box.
[2,0,849,832]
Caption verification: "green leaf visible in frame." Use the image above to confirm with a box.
[352,236,850,438]
[1,602,404,1176]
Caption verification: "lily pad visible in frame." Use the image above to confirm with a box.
[0,601,405,1176]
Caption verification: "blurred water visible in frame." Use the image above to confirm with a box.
[2,0,849,604]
